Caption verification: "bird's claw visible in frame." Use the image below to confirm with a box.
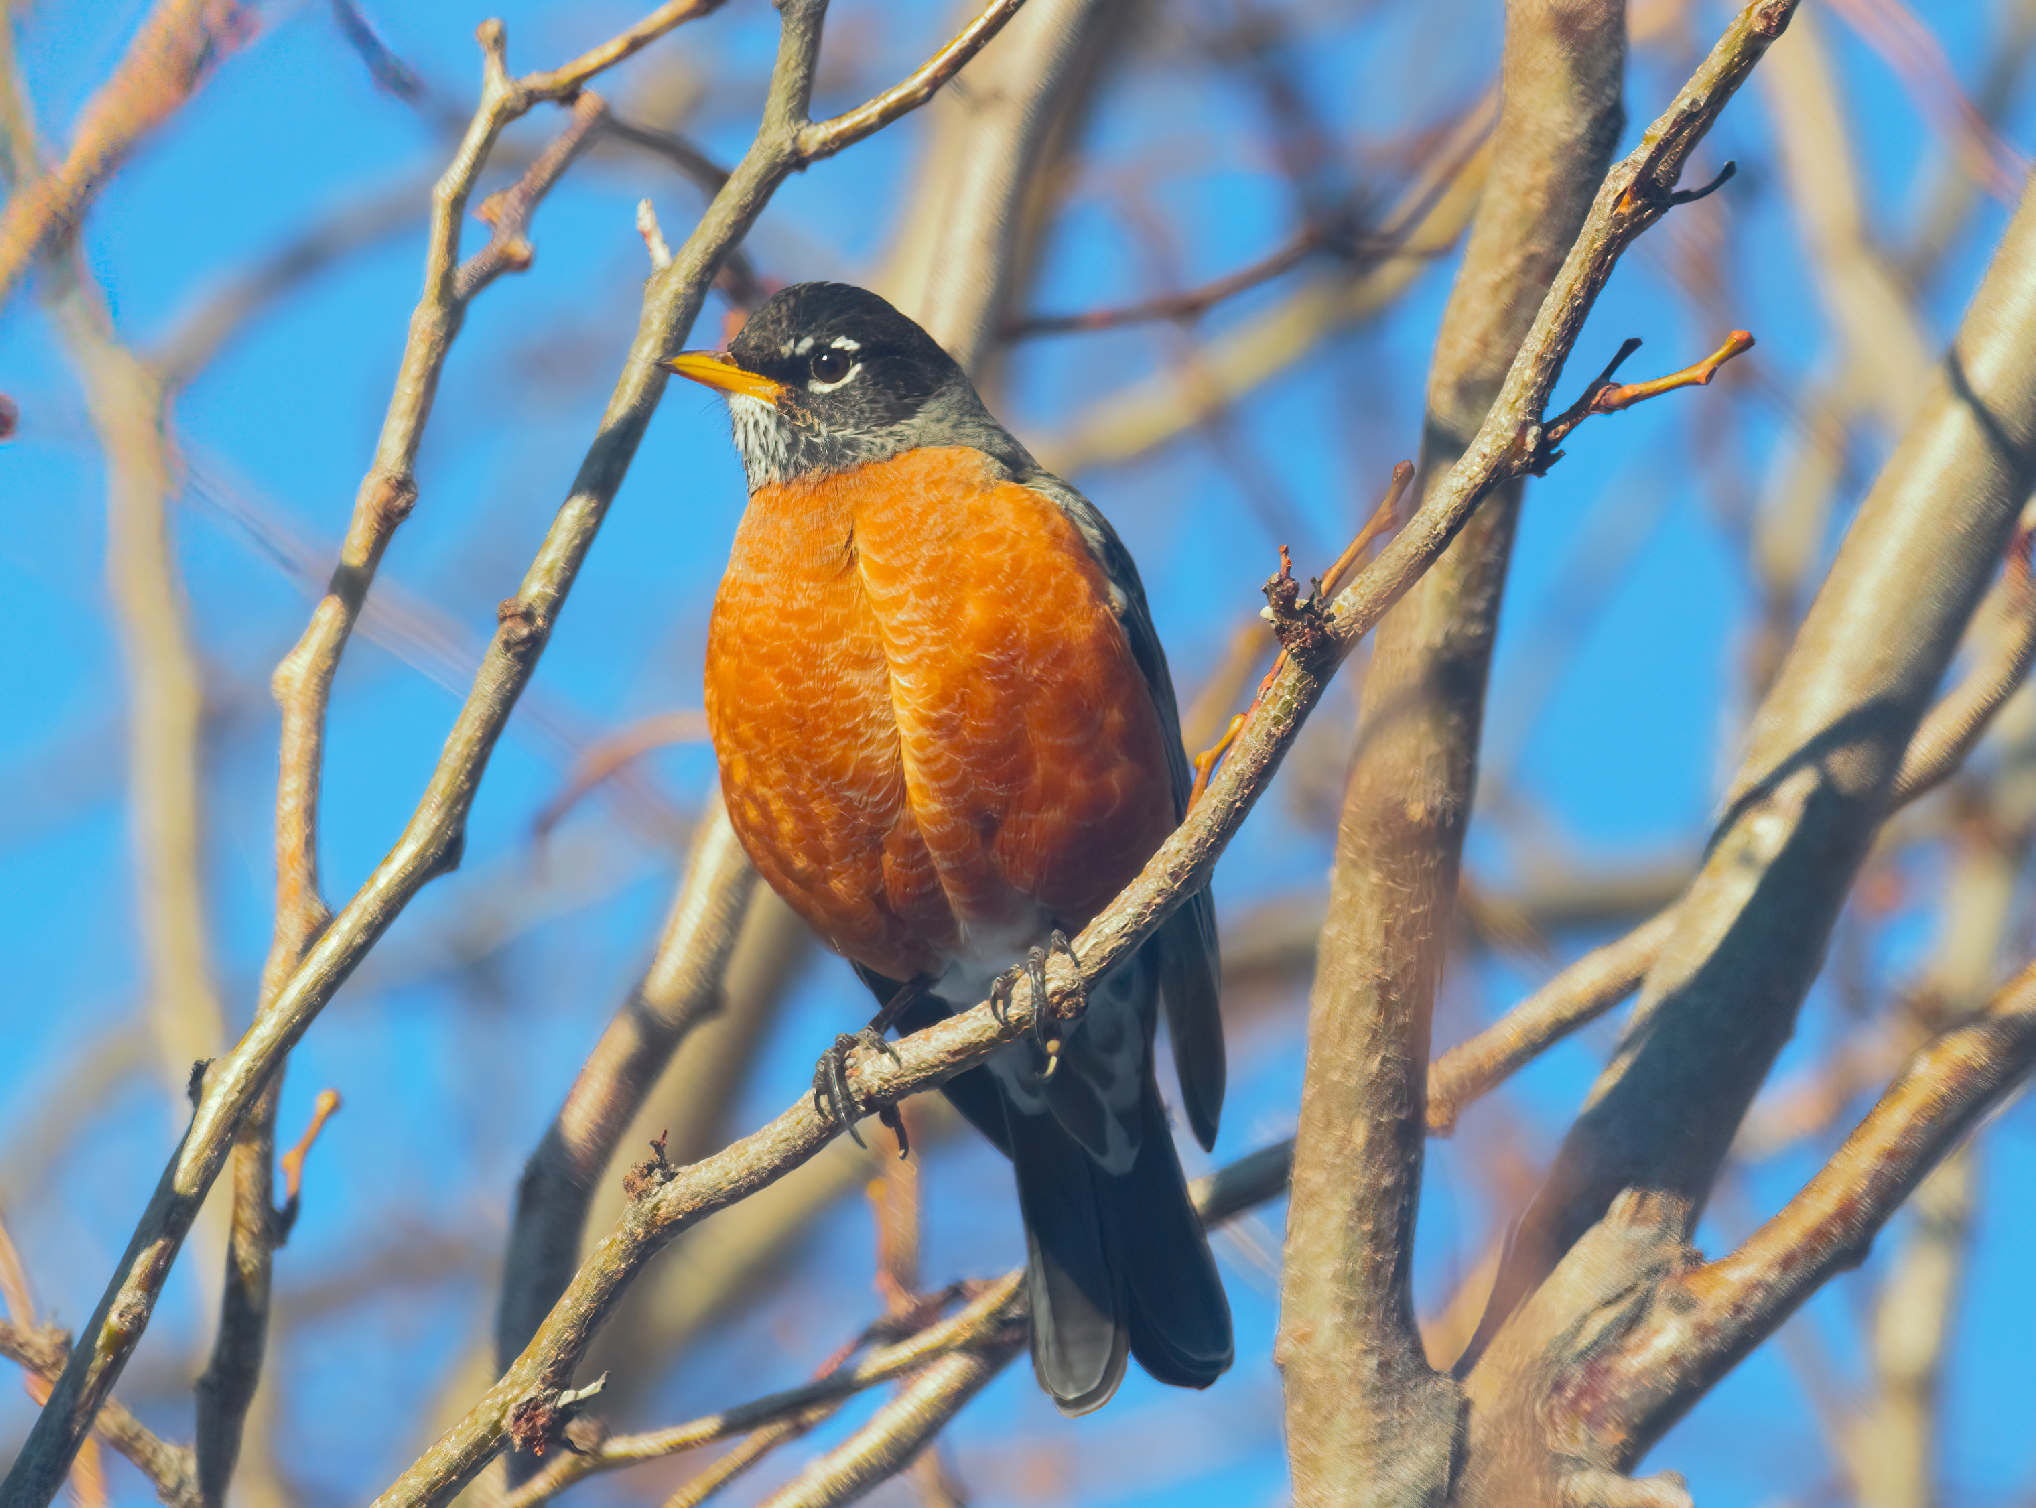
[987,933,1085,1071]
[1026,946,1053,1049]
[811,1026,899,1149]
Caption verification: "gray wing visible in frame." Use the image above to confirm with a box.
[1018,467,1226,1151]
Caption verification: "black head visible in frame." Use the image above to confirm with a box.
[663,282,1024,490]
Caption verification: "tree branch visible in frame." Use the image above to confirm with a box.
[500,1275,1025,1506]
[501,1120,1301,1508]
[792,0,1029,162]
[752,1349,1012,1508]
[0,1320,199,1508]
[192,36,633,1508]
[1471,168,2036,1369]
[1429,522,2036,1139]
[1555,958,2036,1463]
[510,0,726,105]
[1278,4,1625,1498]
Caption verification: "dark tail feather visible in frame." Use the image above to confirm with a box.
[1109,1077,1233,1388]
[1006,1104,1129,1415]
[881,961,1229,1405]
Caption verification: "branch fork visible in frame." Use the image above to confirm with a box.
[1529,329,1756,474]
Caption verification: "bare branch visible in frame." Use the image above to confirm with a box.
[1533,329,1756,466]
[1431,530,2036,1139]
[500,1275,1025,1507]
[793,0,1029,162]
[753,1349,1012,1508]
[1557,959,2036,1463]
[504,1117,1301,1508]
[1427,909,1677,1137]
[1278,1,1625,1495]
[1471,162,2036,1416]
[511,0,727,108]
[455,90,611,301]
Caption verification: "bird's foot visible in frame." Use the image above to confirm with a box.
[1024,931,1086,1070]
[811,1025,899,1150]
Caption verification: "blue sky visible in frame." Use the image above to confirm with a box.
[2,0,2033,1503]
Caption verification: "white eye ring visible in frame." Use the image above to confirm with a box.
[808,349,859,391]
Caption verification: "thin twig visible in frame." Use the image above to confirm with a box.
[513,0,727,107]
[455,90,611,302]
[530,710,707,843]
[792,0,1029,160]
[1006,220,1363,339]
[1533,329,1756,469]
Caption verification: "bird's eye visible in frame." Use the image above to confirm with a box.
[811,348,852,383]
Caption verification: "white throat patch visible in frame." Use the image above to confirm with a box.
[728,392,793,490]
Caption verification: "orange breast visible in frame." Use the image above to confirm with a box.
[704,446,1175,984]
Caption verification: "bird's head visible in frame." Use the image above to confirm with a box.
[663,282,1009,491]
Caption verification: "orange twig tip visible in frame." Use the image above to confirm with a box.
[1592,329,1754,413]
[1536,330,1755,471]
[280,1088,343,1209]
[1189,715,1246,809]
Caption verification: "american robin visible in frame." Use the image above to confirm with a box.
[664,282,1231,1414]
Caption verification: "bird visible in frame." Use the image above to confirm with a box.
[664,281,1231,1415]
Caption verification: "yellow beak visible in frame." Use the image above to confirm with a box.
[661,350,789,403]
